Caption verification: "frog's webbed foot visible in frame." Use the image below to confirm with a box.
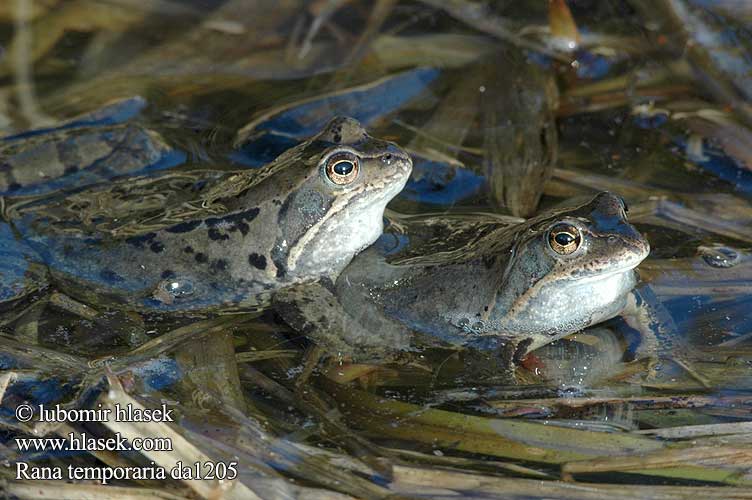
[622,284,711,388]
[463,337,532,385]
[294,344,326,390]
[493,341,519,383]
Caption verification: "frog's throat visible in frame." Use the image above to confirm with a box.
[285,175,405,273]
[499,267,638,336]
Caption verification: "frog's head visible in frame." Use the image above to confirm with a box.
[495,192,649,347]
[272,116,412,281]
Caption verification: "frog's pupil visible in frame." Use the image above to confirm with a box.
[334,160,354,176]
[555,232,574,246]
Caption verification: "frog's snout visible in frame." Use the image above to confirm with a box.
[613,222,651,265]
[628,232,651,260]
[589,191,650,262]
[380,144,412,170]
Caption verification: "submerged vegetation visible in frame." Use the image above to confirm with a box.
[1,0,752,498]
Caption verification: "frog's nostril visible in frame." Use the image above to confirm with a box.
[381,153,394,165]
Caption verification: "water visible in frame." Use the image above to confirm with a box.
[1,1,752,497]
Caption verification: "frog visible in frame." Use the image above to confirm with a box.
[0,96,185,197]
[276,191,672,378]
[4,116,412,312]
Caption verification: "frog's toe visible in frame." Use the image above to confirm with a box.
[461,341,520,383]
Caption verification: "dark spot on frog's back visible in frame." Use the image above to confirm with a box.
[126,232,157,248]
[211,259,228,272]
[150,241,165,253]
[248,253,267,270]
[205,207,260,241]
[208,228,230,241]
[166,220,202,233]
[205,208,260,228]
[234,222,250,236]
[100,269,124,283]
[195,253,208,263]
[482,255,497,269]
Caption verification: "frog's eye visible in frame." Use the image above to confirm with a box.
[325,151,360,185]
[548,223,582,255]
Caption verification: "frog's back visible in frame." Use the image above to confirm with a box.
[378,210,523,265]
[331,211,523,348]
[9,169,291,312]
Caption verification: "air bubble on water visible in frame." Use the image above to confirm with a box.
[698,244,741,268]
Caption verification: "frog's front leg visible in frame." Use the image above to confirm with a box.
[621,283,709,387]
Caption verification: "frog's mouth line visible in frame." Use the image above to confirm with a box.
[571,261,643,283]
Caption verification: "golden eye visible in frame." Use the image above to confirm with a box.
[325,151,359,185]
[548,223,581,255]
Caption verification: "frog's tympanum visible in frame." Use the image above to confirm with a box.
[7,117,412,311]
[277,192,653,373]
